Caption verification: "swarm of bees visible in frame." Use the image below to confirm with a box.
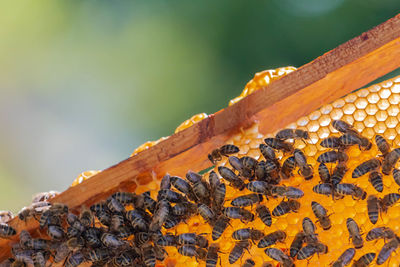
[1,119,400,266]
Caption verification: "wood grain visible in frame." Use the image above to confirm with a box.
[2,13,400,261]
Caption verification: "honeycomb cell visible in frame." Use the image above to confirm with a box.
[362,127,375,139]
[363,115,377,128]
[309,110,321,121]
[320,104,333,115]
[343,103,356,115]
[374,121,387,134]
[379,88,391,99]
[381,80,393,88]
[344,93,357,103]
[332,99,345,109]
[377,99,390,110]
[376,110,388,122]
[355,97,368,109]
[384,128,397,140]
[365,104,378,115]
[385,116,398,128]
[307,120,320,133]
[367,92,380,104]
[391,83,400,93]
[356,89,369,97]
[353,109,367,121]
[318,114,331,127]
[330,109,343,120]
[387,104,400,116]
[353,121,365,132]
[317,127,330,139]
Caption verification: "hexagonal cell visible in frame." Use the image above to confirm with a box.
[355,97,368,109]
[392,83,400,93]
[356,88,369,97]
[379,88,391,99]
[309,110,321,121]
[387,104,400,116]
[307,121,320,133]
[318,114,331,127]
[297,116,309,127]
[376,110,388,122]
[320,104,333,115]
[353,110,367,121]
[345,93,357,103]
[383,128,397,140]
[381,80,393,88]
[332,99,345,108]
[343,103,356,115]
[317,127,330,139]
[353,121,365,132]
[377,99,390,110]
[365,104,378,115]
[362,127,375,139]
[373,121,387,134]
[363,115,377,128]
[367,92,380,104]
[385,116,398,129]
[329,108,343,120]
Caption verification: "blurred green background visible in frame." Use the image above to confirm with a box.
[0,1,399,213]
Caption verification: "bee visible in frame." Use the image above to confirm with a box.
[311,201,331,230]
[366,227,395,241]
[177,233,197,245]
[54,242,70,263]
[106,196,125,213]
[47,225,64,241]
[231,194,263,207]
[276,128,309,141]
[218,166,245,190]
[256,204,272,227]
[232,228,263,241]
[19,230,31,248]
[156,234,177,247]
[271,185,304,199]
[294,149,313,180]
[172,202,197,216]
[49,203,69,215]
[134,232,150,246]
[229,240,250,264]
[312,183,333,197]
[170,176,194,197]
[380,192,400,212]
[209,171,220,193]
[86,248,111,262]
[206,245,219,267]
[367,195,380,224]
[339,133,363,148]
[297,242,328,260]
[79,208,94,227]
[212,215,230,240]
[375,135,391,156]
[376,237,400,265]
[112,191,136,205]
[259,144,280,165]
[264,138,294,153]
[352,158,381,178]
[177,245,198,258]
[163,216,182,229]
[83,227,102,248]
[331,163,347,186]
[280,156,296,179]
[334,183,366,200]
[32,190,59,203]
[142,191,157,214]
[160,174,171,190]
[382,148,400,175]
[290,232,306,258]
[198,204,216,223]
[257,230,286,248]
[352,252,375,267]
[368,171,383,192]
[101,232,127,248]
[241,259,255,267]
[33,251,48,267]
[332,120,353,133]
[346,218,363,249]
[150,199,170,231]
[65,251,84,267]
[318,163,331,183]
[331,248,355,267]
[208,144,239,164]
[317,151,348,164]
[126,210,149,231]
[113,250,140,266]
[264,248,294,267]
[212,183,226,210]
[240,156,258,176]
[320,136,341,149]
[392,168,400,186]
[23,239,50,250]
[196,235,209,248]
[0,223,16,238]
[110,213,125,232]
[12,250,34,266]
[246,181,270,194]
[67,236,85,250]
[255,161,268,180]
[0,211,13,224]
[302,217,318,243]
[157,189,186,203]
[18,201,51,222]
[272,200,300,217]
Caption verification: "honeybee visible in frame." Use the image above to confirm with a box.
[352,252,376,267]
[380,192,400,212]
[232,228,263,241]
[318,163,331,183]
[177,233,197,245]
[241,156,258,173]
[302,217,318,243]
[170,176,192,196]
[272,200,300,216]
[65,251,84,267]
[23,239,50,250]
[101,232,127,248]
[208,171,220,193]
[47,225,64,241]
[280,156,296,179]
[331,163,347,186]
[242,259,255,267]
[368,171,383,192]
[257,230,286,248]
[212,183,226,210]
[339,133,363,149]
[312,183,333,197]
[256,204,272,227]
[366,227,395,241]
[150,199,170,231]
[317,151,348,164]
[294,149,313,180]
[276,128,309,141]
[246,181,270,194]
[320,136,341,149]
[211,215,230,240]
[392,168,400,186]
[311,201,331,230]
[156,234,177,247]
[196,235,209,248]
[297,242,328,260]
[113,250,140,266]
[198,204,216,223]
[375,135,391,156]
[376,237,400,265]
[259,144,280,165]
[18,201,51,222]
[177,245,198,258]
[83,227,102,248]
[160,174,171,190]
[231,194,263,207]
[208,144,239,164]
[334,183,366,200]
[54,242,70,263]
[254,161,269,181]
[270,185,304,199]
[229,240,250,264]
[157,189,186,203]
[0,211,13,224]
[218,166,245,190]
[0,223,16,238]
[86,247,111,262]
[264,248,294,267]
[264,138,294,153]
[332,120,354,133]
[229,156,247,177]
[206,243,220,267]
[352,158,381,178]
[367,195,380,224]
[290,232,306,258]
[126,209,149,231]
[172,202,197,217]
[143,245,156,266]
[346,218,363,249]
[382,148,400,175]
[331,248,355,267]
[12,250,34,266]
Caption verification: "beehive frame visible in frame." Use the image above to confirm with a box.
[2,13,400,264]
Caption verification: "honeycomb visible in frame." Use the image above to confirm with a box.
[131,75,400,267]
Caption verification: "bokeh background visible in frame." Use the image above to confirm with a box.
[1,0,399,213]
